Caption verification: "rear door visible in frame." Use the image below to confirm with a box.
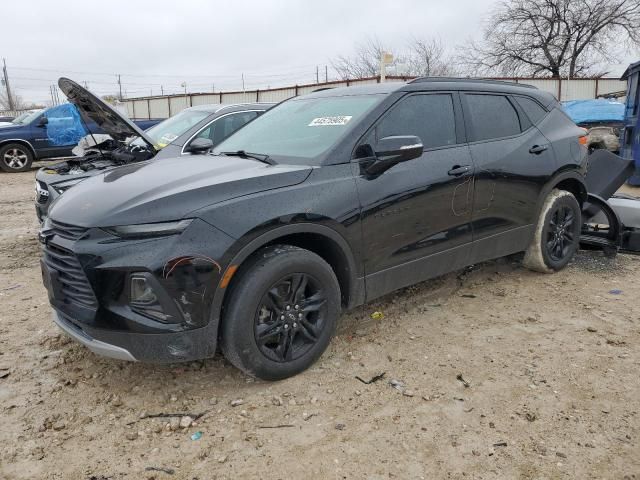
[353,92,475,299]
[461,92,556,262]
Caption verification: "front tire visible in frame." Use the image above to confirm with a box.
[220,245,341,380]
[0,143,33,172]
[523,189,581,273]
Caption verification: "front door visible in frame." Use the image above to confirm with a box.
[352,92,474,300]
[32,104,87,158]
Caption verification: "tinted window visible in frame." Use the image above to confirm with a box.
[514,96,547,125]
[465,94,520,141]
[377,94,457,149]
[196,111,259,145]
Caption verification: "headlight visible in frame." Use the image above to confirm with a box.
[52,178,85,195]
[103,219,192,239]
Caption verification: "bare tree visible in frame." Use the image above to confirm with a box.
[0,90,26,110]
[331,37,455,80]
[406,38,455,77]
[332,38,388,79]
[460,0,640,78]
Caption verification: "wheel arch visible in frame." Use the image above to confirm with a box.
[209,223,364,341]
[0,139,37,159]
[538,170,588,212]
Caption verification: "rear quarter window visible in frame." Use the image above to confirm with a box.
[513,96,548,125]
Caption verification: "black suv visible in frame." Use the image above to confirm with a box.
[41,78,587,380]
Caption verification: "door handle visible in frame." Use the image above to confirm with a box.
[447,165,471,176]
[529,144,548,154]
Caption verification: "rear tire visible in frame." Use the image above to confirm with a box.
[0,143,33,172]
[220,245,341,380]
[523,189,581,273]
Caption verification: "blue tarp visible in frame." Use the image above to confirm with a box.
[43,103,87,146]
[562,99,625,125]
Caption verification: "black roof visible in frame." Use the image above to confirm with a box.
[301,77,555,107]
[409,76,536,89]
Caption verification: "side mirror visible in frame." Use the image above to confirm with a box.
[37,116,48,127]
[185,137,213,154]
[365,135,423,175]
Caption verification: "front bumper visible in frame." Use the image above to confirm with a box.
[53,310,218,363]
[41,218,236,362]
[53,311,136,361]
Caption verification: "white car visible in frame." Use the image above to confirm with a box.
[0,109,43,127]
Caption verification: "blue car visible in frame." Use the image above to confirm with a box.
[0,104,159,172]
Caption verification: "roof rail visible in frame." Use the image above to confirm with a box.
[408,77,537,89]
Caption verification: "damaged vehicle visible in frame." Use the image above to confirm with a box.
[562,99,624,154]
[0,105,158,173]
[35,80,273,221]
[41,78,588,380]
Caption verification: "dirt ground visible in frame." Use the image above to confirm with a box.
[1,167,639,480]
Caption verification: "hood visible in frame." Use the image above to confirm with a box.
[58,77,156,152]
[0,124,24,134]
[48,155,313,228]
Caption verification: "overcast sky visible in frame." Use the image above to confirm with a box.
[2,0,638,105]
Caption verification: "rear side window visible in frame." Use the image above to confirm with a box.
[465,94,520,141]
[513,96,547,125]
[376,94,457,149]
[196,111,259,145]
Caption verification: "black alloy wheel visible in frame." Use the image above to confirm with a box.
[254,273,327,362]
[221,244,340,380]
[545,204,576,262]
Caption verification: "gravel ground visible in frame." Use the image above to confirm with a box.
[1,168,639,479]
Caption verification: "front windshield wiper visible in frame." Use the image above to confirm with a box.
[220,150,277,166]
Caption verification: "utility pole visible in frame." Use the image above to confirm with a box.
[316,66,319,84]
[2,58,15,110]
[241,73,245,92]
[117,74,123,101]
[160,85,164,96]
[325,65,328,83]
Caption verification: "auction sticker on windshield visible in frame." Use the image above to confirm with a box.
[308,116,353,126]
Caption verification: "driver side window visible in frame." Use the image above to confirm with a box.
[375,94,457,149]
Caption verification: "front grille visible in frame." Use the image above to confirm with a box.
[48,220,88,241]
[43,242,97,308]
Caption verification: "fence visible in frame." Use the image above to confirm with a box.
[0,108,36,118]
[120,76,627,120]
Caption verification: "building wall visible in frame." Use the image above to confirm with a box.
[121,76,627,119]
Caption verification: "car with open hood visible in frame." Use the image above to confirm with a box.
[34,78,273,221]
[0,103,159,173]
[41,78,588,380]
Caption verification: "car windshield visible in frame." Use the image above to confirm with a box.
[134,109,211,148]
[212,94,383,164]
[15,110,42,125]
